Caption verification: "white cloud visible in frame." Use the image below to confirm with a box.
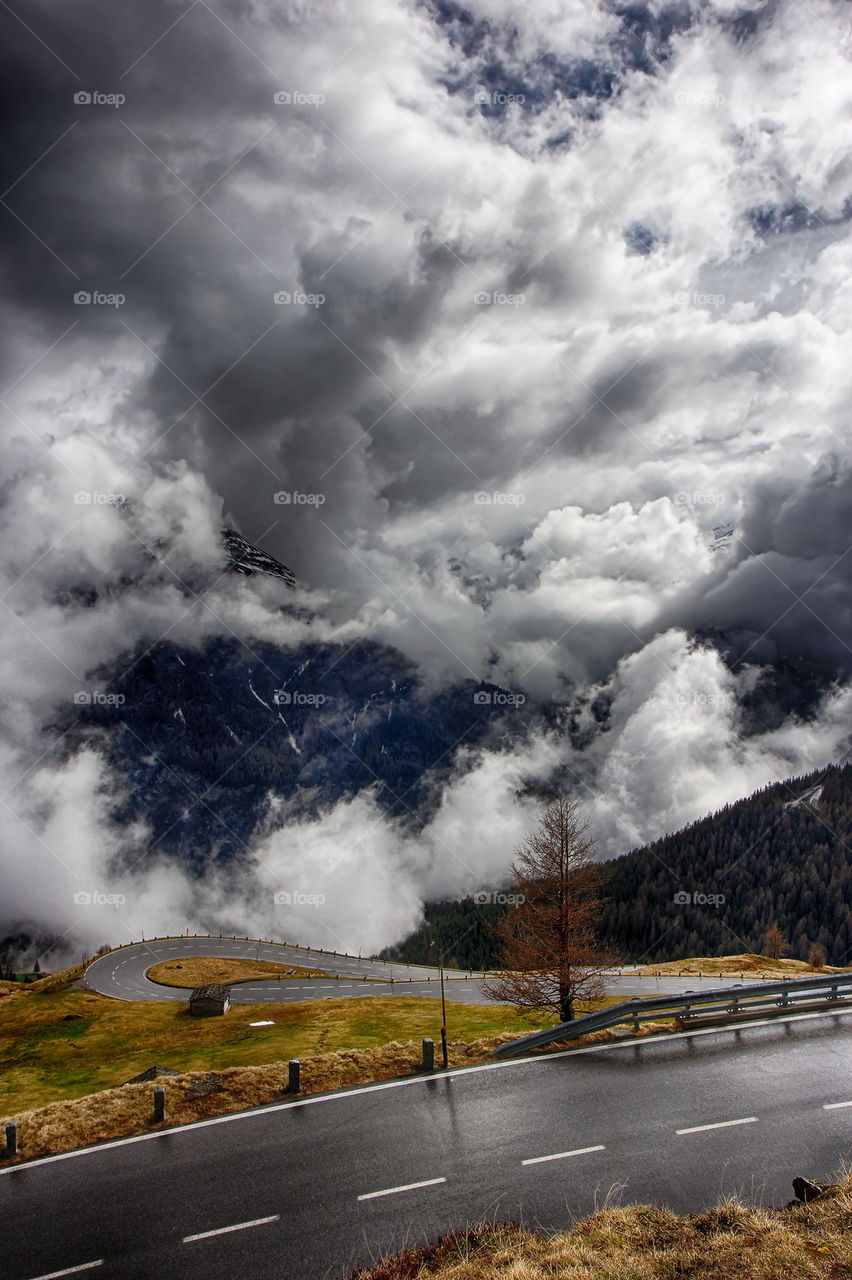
[1,0,851,955]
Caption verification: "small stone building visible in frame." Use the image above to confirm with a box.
[189,983,231,1016]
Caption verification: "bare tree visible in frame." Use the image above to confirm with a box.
[763,922,789,961]
[484,796,612,1022]
[807,942,828,969]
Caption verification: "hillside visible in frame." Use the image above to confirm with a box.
[348,1175,852,1280]
[598,762,852,963]
[382,763,852,967]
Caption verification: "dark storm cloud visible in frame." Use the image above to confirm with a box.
[0,0,427,581]
[1,0,852,952]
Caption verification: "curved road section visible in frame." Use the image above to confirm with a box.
[84,936,748,1004]
[84,936,494,1004]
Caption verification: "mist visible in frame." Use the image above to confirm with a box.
[2,0,851,962]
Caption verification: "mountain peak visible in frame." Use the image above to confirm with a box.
[221,528,296,587]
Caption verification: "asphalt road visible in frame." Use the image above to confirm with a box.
[2,1011,851,1279]
[83,937,495,1004]
[83,937,755,1005]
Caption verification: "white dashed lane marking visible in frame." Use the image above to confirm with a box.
[676,1117,758,1135]
[522,1144,605,1166]
[183,1215,280,1242]
[358,1177,446,1201]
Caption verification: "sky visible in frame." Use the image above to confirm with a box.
[2,0,852,959]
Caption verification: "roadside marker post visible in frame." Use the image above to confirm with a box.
[153,1088,165,1123]
[288,1060,301,1093]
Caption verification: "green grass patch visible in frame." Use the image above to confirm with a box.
[0,990,554,1115]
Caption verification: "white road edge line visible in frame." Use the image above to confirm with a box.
[358,1177,446,1201]
[676,1117,758,1135]
[823,1100,852,1109]
[522,1144,605,1166]
[183,1214,279,1242]
[26,1262,103,1279]
[4,1007,849,1176]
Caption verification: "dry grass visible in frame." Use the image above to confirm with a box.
[146,957,330,987]
[0,989,559,1116]
[0,1031,524,1164]
[633,953,846,979]
[348,1174,852,1279]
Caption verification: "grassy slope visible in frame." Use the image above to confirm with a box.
[633,953,844,977]
[0,989,555,1115]
[2,1032,542,1163]
[347,1175,852,1280]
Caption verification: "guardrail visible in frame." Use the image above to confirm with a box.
[490,971,852,1057]
[87,935,475,976]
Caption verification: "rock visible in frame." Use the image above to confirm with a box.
[792,1177,835,1203]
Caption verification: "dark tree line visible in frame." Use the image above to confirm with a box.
[385,764,852,969]
[380,897,508,971]
[597,764,852,964]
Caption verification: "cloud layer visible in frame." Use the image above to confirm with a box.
[2,0,851,958]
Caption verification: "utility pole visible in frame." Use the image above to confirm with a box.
[439,954,448,1069]
[430,939,449,1069]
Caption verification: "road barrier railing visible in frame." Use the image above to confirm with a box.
[490,971,852,1057]
[84,936,483,981]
